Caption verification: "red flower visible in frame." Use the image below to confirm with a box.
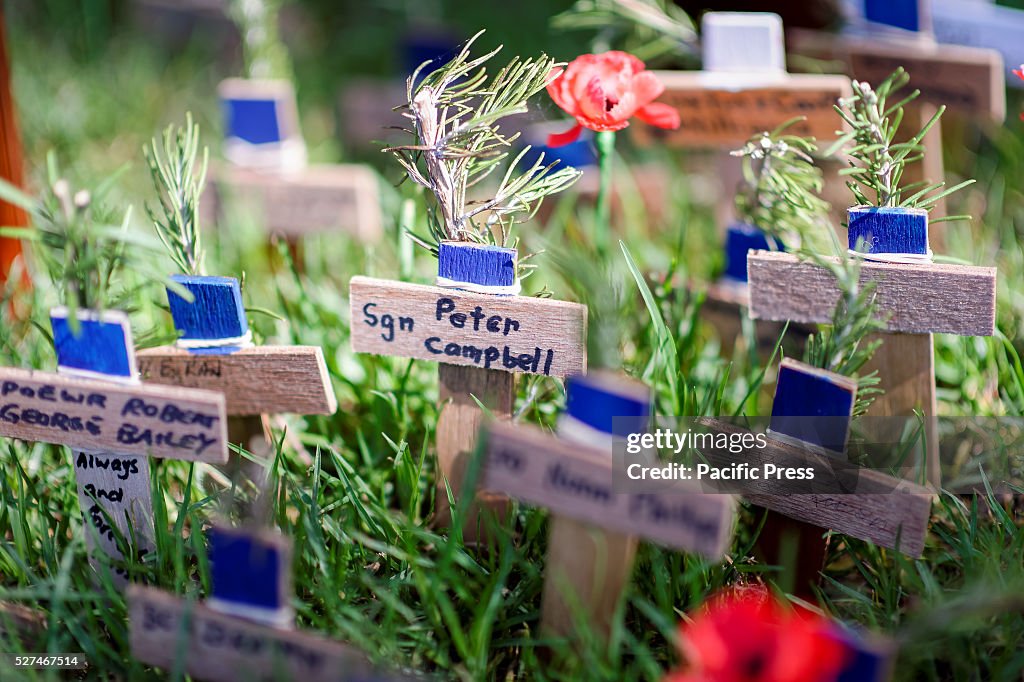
[546,51,680,146]
[1016,65,1024,121]
[663,587,848,682]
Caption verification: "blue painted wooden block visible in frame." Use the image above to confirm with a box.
[208,526,290,613]
[864,0,921,33]
[565,373,651,437]
[167,275,249,348]
[848,206,929,256]
[437,241,517,290]
[223,97,282,145]
[769,358,857,453]
[50,308,135,380]
[724,223,780,282]
[828,624,893,682]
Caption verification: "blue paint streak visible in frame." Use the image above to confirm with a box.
[848,206,928,255]
[402,29,461,80]
[208,527,285,610]
[51,314,133,378]
[223,97,282,145]
[864,0,920,32]
[167,275,249,346]
[724,223,782,282]
[518,136,597,173]
[437,242,517,288]
[565,375,650,437]
[770,365,855,453]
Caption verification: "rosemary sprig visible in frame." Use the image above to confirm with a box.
[826,68,975,221]
[800,245,887,416]
[144,114,209,276]
[0,152,166,318]
[731,118,831,252]
[551,0,698,63]
[384,31,582,270]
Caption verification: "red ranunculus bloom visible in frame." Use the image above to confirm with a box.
[664,587,849,682]
[546,51,680,146]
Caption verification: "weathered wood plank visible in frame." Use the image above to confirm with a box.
[631,72,851,148]
[481,421,735,559]
[128,585,406,682]
[699,418,932,556]
[434,364,514,543]
[137,345,336,416]
[205,163,382,242]
[789,28,1005,120]
[747,251,996,336]
[349,276,587,379]
[0,367,227,462]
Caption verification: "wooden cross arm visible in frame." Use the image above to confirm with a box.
[747,251,997,336]
[699,418,932,556]
[128,585,404,682]
[788,28,1006,121]
[137,346,337,417]
[0,366,227,462]
[204,163,382,242]
[481,420,735,559]
[631,72,851,148]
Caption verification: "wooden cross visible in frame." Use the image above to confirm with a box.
[203,78,383,247]
[931,0,1024,86]
[788,0,1005,222]
[632,12,851,354]
[349,242,587,542]
[134,274,337,457]
[128,524,410,681]
[480,373,734,644]
[0,307,228,585]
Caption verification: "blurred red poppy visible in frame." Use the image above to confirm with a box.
[663,587,848,682]
[1016,66,1024,121]
[546,51,680,147]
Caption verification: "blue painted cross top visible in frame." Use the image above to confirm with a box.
[166,275,250,354]
[769,357,857,454]
[723,223,780,283]
[562,372,651,440]
[848,206,929,258]
[207,525,293,628]
[437,241,517,292]
[51,307,137,382]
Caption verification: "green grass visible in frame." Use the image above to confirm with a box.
[2,5,1024,680]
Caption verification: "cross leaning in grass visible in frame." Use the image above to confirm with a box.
[631,12,852,350]
[203,0,382,247]
[133,117,337,458]
[0,175,228,586]
[129,523,411,682]
[788,0,1006,223]
[480,373,734,646]
[749,71,998,488]
[348,34,586,542]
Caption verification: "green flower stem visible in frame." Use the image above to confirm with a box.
[594,129,616,257]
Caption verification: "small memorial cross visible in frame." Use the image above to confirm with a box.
[0,307,228,585]
[748,75,998,488]
[203,1,382,245]
[128,524,409,681]
[481,373,735,644]
[351,35,587,541]
[134,118,337,456]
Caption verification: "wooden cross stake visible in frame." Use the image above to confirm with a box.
[481,373,734,645]
[0,308,228,585]
[128,524,410,681]
[203,78,384,250]
[350,243,587,543]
